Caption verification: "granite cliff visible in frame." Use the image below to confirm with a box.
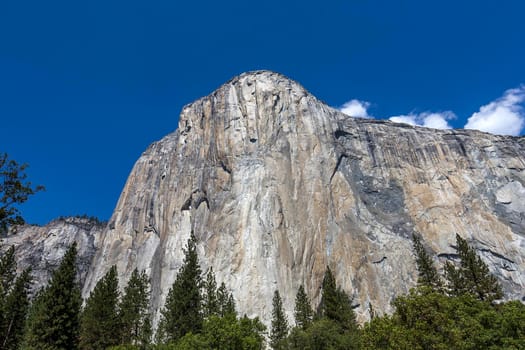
[7,71,525,327]
[84,71,525,325]
[3,217,104,293]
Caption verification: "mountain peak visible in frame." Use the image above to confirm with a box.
[185,70,311,111]
[227,70,305,90]
[82,73,525,329]
[175,70,333,158]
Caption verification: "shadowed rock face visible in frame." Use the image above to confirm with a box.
[76,70,525,326]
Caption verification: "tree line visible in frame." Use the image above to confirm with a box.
[2,231,524,349]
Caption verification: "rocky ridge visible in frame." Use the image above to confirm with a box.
[84,71,525,326]
[2,217,103,293]
[5,71,524,328]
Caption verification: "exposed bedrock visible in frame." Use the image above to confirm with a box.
[70,71,524,326]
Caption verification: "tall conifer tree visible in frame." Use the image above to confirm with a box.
[0,246,31,350]
[0,246,17,297]
[270,290,288,350]
[216,282,228,316]
[225,293,237,317]
[203,267,219,318]
[80,265,120,350]
[214,281,236,318]
[294,284,313,330]
[412,234,442,291]
[445,234,503,302]
[158,232,203,343]
[319,266,358,332]
[22,242,82,350]
[118,268,151,347]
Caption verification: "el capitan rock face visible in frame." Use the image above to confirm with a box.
[79,71,525,326]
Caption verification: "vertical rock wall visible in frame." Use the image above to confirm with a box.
[82,71,525,327]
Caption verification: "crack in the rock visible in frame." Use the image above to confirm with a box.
[372,256,387,264]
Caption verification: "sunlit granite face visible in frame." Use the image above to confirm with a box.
[12,71,524,329]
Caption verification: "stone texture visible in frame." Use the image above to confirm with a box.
[77,70,525,327]
[2,217,104,293]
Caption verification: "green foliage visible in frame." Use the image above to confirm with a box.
[238,315,266,349]
[0,153,44,235]
[361,286,525,349]
[202,267,219,318]
[318,266,358,333]
[286,327,310,350]
[199,314,266,350]
[0,246,17,296]
[80,265,120,350]
[133,315,266,350]
[22,242,82,350]
[173,332,209,349]
[140,316,153,348]
[217,282,236,318]
[444,234,503,302]
[107,346,146,350]
[56,214,107,227]
[288,269,360,349]
[289,266,361,349]
[270,290,288,350]
[0,246,32,350]
[287,318,360,350]
[412,234,442,291]
[158,233,203,344]
[361,314,400,350]
[294,284,313,330]
[226,294,236,316]
[359,232,521,348]
[216,282,228,314]
[496,300,525,348]
[119,268,151,347]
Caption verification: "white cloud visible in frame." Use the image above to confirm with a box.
[464,86,525,136]
[339,99,373,118]
[389,115,417,125]
[389,111,455,129]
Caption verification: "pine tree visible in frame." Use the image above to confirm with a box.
[1,266,31,350]
[270,290,289,350]
[319,266,337,319]
[412,234,442,290]
[0,246,17,301]
[80,265,120,350]
[445,234,503,302]
[294,285,313,330]
[444,260,463,297]
[22,242,82,350]
[203,267,219,318]
[319,266,358,332]
[213,281,236,319]
[158,232,203,343]
[139,315,152,347]
[225,293,236,317]
[238,314,267,349]
[0,245,16,345]
[118,268,151,347]
[216,282,229,317]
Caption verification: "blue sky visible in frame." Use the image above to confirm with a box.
[1,0,524,225]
